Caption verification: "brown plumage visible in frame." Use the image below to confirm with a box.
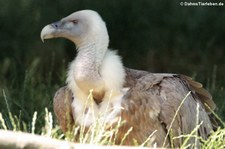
[40,10,217,147]
[53,86,74,133]
[53,68,216,147]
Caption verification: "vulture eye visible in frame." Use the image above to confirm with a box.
[71,20,78,24]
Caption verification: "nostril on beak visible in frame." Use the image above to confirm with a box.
[51,21,61,28]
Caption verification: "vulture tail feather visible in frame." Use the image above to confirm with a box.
[182,75,216,112]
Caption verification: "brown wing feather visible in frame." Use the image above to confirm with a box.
[120,79,170,147]
[53,86,74,133]
[159,76,213,146]
[121,68,215,147]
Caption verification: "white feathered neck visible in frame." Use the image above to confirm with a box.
[66,11,127,126]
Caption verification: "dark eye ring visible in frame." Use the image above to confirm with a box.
[71,20,78,24]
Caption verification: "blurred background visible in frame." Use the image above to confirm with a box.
[0,0,224,131]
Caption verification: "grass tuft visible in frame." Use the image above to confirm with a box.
[31,111,37,134]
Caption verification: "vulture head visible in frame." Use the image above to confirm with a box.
[41,10,120,103]
[41,10,109,49]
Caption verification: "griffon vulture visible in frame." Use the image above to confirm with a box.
[41,10,216,147]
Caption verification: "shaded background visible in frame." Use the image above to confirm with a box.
[0,0,225,131]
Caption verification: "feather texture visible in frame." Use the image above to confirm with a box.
[53,68,216,147]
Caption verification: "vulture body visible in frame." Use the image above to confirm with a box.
[41,10,216,147]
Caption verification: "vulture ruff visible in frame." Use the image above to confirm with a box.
[41,10,216,147]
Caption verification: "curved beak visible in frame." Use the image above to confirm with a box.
[40,25,54,42]
[40,21,63,42]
